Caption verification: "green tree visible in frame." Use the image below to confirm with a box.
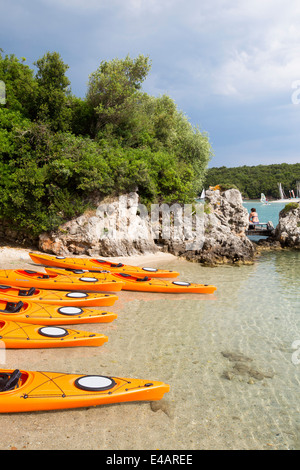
[87,54,151,139]
[0,51,37,118]
[34,51,72,131]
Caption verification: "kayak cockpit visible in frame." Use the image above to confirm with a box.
[93,260,124,268]
[19,287,39,296]
[114,273,150,282]
[0,370,29,392]
[16,270,56,279]
[0,300,27,314]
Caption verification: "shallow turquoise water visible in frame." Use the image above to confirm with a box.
[243,200,286,227]
[138,250,300,449]
[99,200,300,449]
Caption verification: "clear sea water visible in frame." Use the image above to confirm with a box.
[82,200,299,450]
[2,201,299,450]
[106,200,300,450]
[243,199,287,228]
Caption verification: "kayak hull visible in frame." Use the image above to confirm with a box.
[29,252,179,278]
[0,299,117,325]
[0,320,107,348]
[0,285,118,307]
[0,269,124,292]
[45,267,217,294]
[0,369,170,412]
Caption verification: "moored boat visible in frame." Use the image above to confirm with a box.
[0,369,170,412]
[29,252,180,278]
[0,269,124,292]
[45,267,217,294]
[0,285,118,307]
[0,320,108,348]
[0,299,117,325]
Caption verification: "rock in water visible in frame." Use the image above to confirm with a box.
[164,188,256,265]
[275,203,300,248]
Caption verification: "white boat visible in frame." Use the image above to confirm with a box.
[260,193,269,205]
[199,189,205,199]
[269,183,300,203]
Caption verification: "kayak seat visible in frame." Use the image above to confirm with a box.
[111,263,123,268]
[0,370,22,392]
[136,276,149,282]
[0,301,24,313]
[19,287,36,296]
[37,275,50,279]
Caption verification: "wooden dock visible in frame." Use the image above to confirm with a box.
[246,222,275,237]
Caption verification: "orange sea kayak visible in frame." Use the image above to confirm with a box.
[0,285,118,307]
[0,369,170,413]
[0,269,124,292]
[0,320,107,348]
[0,299,117,325]
[29,252,180,278]
[45,267,217,294]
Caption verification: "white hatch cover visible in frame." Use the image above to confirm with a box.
[58,306,83,315]
[172,281,191,286]
[79,277,99,282]
[75,375,116,391]
[38,326,69,337]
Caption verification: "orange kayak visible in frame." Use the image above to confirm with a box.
[0,285,118,307]
[45,267,217,294]
[29,252,180,278]
[0,320,107,348]
[0,269,124,292]
[0,299,117,325]
[0,369,170,412]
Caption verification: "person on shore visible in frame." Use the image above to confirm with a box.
[249,208,259,229]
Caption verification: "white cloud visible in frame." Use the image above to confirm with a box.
[196,0,300,99]
[2,0,300,165]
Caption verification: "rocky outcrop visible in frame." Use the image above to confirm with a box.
[37,188,257,264]
[39,193,159,257]
[163,188,256,265]
[274,202,300,248]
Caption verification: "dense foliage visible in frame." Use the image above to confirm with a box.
[205,163,300,199]
[0,51,213,237]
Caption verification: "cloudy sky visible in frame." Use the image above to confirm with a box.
[1,0,300,168]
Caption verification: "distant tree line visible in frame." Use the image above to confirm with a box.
[0,51,213,237]
[204,163,300,199]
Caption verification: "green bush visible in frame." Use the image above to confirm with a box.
[0,51,213,238]
[281,202,299,215]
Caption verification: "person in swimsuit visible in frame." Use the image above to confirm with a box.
[249,208,259,229]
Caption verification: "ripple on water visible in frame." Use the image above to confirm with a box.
[118,251,300,449]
